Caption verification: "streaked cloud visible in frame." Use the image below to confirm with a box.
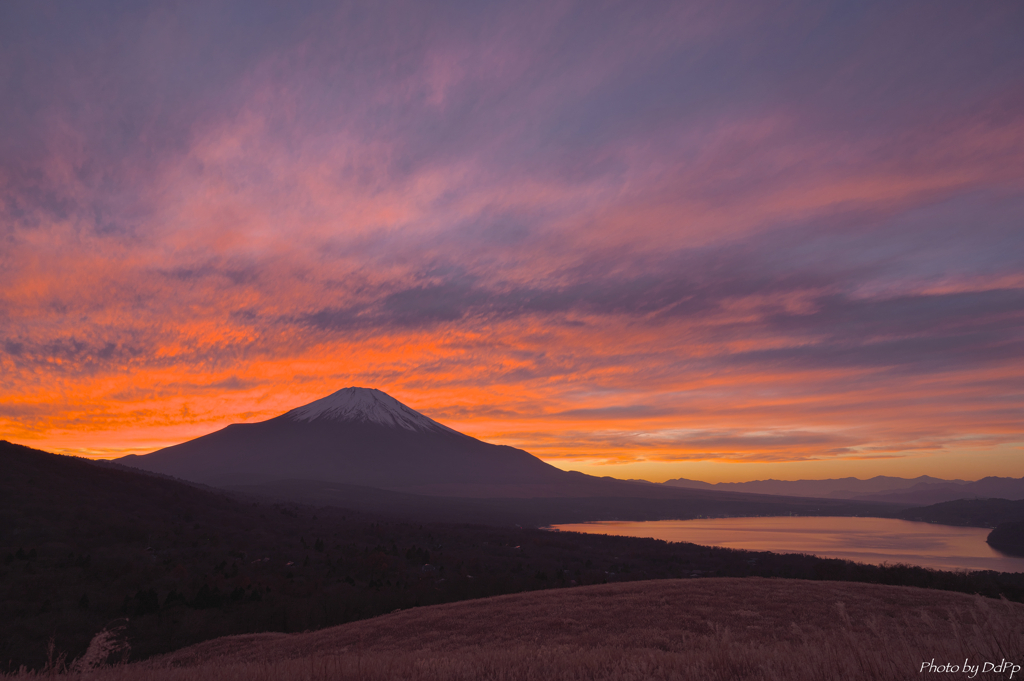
[1,0,1022,480]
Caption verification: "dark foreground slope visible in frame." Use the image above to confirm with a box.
[4,441,1024,672]
[49,580,1024,681]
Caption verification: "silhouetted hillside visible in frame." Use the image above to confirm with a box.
[988,521,1024,557]
[5,441,1024,672]
[892,498,1024,528]
[227,477,904,527]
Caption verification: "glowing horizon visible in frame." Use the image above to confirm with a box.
[2,1,1022,483]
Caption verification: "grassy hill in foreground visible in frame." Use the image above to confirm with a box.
[9,579,1023,681]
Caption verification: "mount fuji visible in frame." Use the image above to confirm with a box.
[113,387,899,520]
[117,387,576,494]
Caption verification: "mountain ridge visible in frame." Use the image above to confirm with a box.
[663,474,1024,505]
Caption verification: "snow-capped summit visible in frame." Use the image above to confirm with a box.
[284,387,458,434]
[118,385,568,491]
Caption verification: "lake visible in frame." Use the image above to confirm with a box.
[550,516,1024,573]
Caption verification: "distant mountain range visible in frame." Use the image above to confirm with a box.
[663,475,1024,506]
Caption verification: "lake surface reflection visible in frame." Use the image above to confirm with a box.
[550,516,1024,573]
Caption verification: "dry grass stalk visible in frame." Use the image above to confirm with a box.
[66,622,130,676]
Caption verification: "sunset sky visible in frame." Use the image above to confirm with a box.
[2,1,1022,482]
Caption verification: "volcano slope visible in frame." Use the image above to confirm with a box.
[115,387,571,491]
[115,387,900,521]
[15,578,1024,681]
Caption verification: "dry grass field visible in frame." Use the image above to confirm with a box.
[8,577,1024,680]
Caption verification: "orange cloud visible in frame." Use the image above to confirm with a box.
[2,0,1023,482]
